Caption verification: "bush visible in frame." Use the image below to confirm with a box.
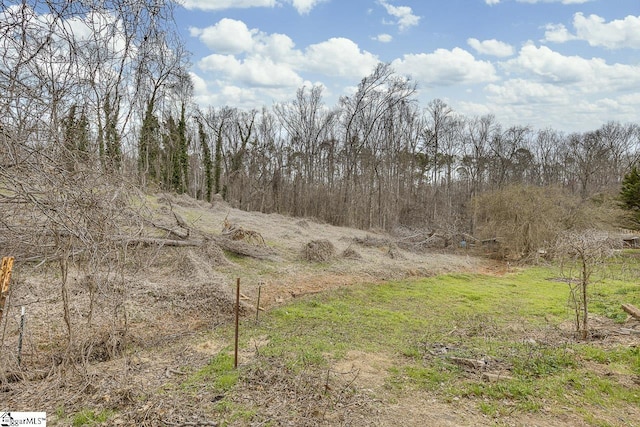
[473,185,621,260]
[302,240,336,262]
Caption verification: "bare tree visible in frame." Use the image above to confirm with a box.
[0,0,186,362]
[555,230,616,339]
[275,85,336,217]
[338,63,417,228]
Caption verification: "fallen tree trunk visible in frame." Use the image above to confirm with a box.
[121,235,278,260]
[622,303,640,320]
[126,237,202,247]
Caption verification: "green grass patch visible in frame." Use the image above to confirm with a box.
[71,409,115,426]
[187,253,640,425]
[183,351,238,392]
[213,399,258,425]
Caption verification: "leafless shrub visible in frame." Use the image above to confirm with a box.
[0,0,188,370]
[387,246,405,260]
[555,229,616,339]
[474,185,620,260]
[234,356,376,426]
[341,247,362,260]
[222,216,266,246]
[302,240,336,262]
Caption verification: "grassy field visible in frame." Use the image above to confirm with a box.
[189,256,640,426]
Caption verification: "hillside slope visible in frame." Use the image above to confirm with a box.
[1,192,485,422]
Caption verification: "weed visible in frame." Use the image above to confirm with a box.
[71,409,114,426]
[510,344,576,378]
[183,351,238,392]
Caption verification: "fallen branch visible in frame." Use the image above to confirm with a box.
[482,372,513,382]
[124,237,202,247]
[622,303,640,321]
[450,357,486,370]
[618,328,640,335]
[147,221,189,240]
[162,420,218,427]
[291,289,323,298]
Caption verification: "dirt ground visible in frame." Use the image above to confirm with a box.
[0,194,636,426]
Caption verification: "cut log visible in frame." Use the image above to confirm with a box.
[622,303,640,321]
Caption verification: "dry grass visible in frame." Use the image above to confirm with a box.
[302,239,336,262]
[0,193,484,425]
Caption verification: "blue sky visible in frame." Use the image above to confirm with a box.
[175,0,640,132]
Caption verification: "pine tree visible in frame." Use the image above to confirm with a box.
[620,166,640,226]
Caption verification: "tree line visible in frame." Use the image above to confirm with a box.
[140,64,640,236]
[3,1,640,242]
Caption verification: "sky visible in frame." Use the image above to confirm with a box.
[175,0,640,133]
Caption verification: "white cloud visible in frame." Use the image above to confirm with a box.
[303,38,379,78]
[190,20,378,103]
[181,0,325,14]
[467,38,514,57]
[190,19,300,61]
[505,43,640,91]
[392,48,498,86]
[189,19,255,54]
[288,0,327,14]
[485,79,569,104]
[460,42,640,131]
[542,23,577,43]
[199,54,304,88]
[254,33,300,62]
[379,0,421,31]
[181,0,277,11]
[373,33,393,43]
[544,13,640,49]
[619,92,640,105]
[485,0,500,4]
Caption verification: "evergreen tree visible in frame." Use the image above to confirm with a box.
[214,118,224,195]
[102,93,122,172]
[162,107,189,194]
[62,104,90,171]
[620,166,640,225]
[198,119,213,201]
[138,98,161,185]
[161,115,177,190]
[177,103,189,194]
